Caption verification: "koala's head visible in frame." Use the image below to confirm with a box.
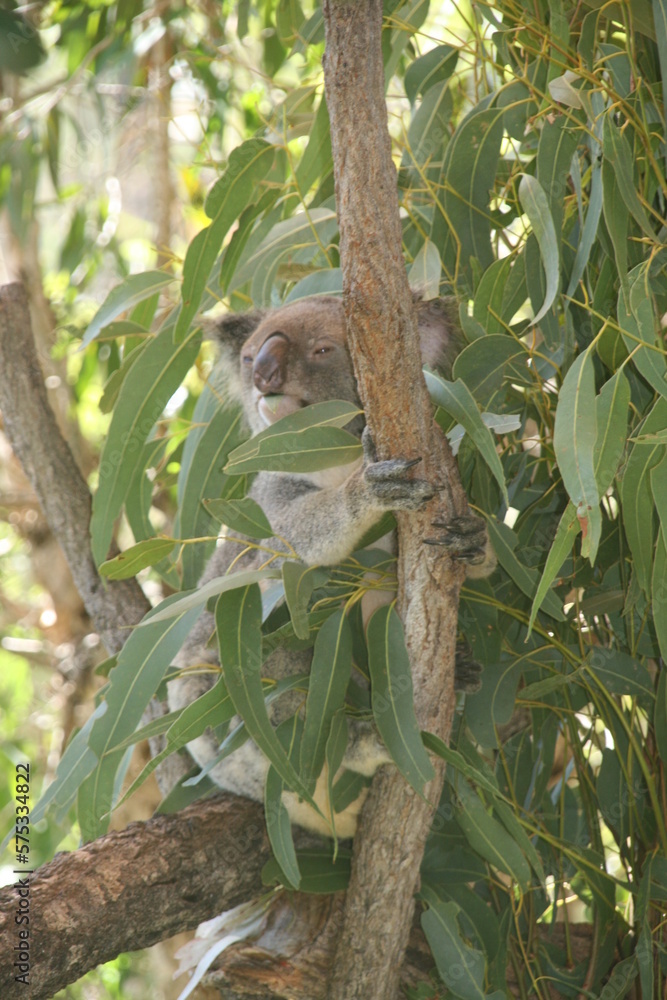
[211,294,462,436]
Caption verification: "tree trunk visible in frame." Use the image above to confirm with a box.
[321,3,468,998]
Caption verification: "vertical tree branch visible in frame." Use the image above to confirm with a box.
[321,4,468,997]
[0,283,151,653]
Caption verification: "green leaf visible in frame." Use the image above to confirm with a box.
[31,702,107,826]
[225,400,362,475]
[231,209,339,306]
[654,1,667,129]
[205,497,273,539]
[99,339,150,414]
[602,157,629,301]
[265,716,302,891]
[146,568,281,624]
[431,106,505,281]
[537,116,582,242]
[116,678,235,806]
[619,266,667,400]
[553,346,601,562]
[619,397,667,598]
[282,562,329,640]
[81,271,174,349]
[486,519,566,621]
[215,584,323,815]
[299,609,352,792]
[367,605,434,793]
[295,95,332,194]
[584,649,654,707]
[124,438,179,589]
[654,650,667,762]
[174,390,248,589]
[325,710,349,829]
[262,848,351,893]
[472,256,523,335]
[91,324,201,565]
[99,537,176,579]
[518,174,560,325]
[595,370,630,493]
[653,533,667,664]
[425,371,508,504]
[452,335,529,408]
[77,596,204,840]
[404,44,458,104]
[566,128,603,299]
[175,138,275,341]
[409,239,441,299]
[454,778,531,889]
[404,79,453,172]
[528,503,580,633]
[602,115,653,237]
[420,890,486,1000]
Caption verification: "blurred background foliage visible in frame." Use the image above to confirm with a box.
[2,0,667,996]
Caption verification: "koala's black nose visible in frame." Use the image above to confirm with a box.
[253,333,289,393]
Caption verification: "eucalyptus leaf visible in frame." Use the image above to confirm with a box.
[368,605,434,793]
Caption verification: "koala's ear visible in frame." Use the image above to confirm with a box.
[207,310,265,351]
[414,295,464,377]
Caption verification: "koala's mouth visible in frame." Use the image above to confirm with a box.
[257,393,304,426]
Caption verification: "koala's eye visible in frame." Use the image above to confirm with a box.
[242,354,252,365]
[313,343,334,356]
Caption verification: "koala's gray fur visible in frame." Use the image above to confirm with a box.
[167,295,492,836]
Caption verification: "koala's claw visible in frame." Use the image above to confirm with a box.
[454,641,483,693]
[361,427,434,511]
[424,513,488,566]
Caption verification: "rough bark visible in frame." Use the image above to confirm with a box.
[0,282,190,793]
[321,3,468,998]
[0,794,272,1000]
[0,282,151,654]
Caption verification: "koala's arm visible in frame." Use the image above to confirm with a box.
[253,452,433,566]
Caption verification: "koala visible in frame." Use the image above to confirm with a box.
[167,295,493,837]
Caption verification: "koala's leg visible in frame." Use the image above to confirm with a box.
[454,641,483,693]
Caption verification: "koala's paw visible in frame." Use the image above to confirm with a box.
[454,641,483,693]
[361,427,435,511]
[424,513,489,566]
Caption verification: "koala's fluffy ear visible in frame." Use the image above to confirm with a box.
[414,296,465,377]
[207,310,266,352]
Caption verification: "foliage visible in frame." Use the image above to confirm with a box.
[4,0,667,995]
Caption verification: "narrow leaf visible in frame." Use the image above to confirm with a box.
[553,347,601,562]
[215,584,323,815]
[425,371,508,504]
[528,502,579,633]
[367,606,434,793]
[518,174,560,324]
[99,537,176,579]
[175,139,275,341]
[81,271,174,349]
[91,325,201,564]
[205,498,273,539]
[225,400,362,475]
[299,609,352,791]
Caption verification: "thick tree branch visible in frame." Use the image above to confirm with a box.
[0,283,189,792]
[0,794,272,999]
[322,4,468,998]
[0,282,151,653]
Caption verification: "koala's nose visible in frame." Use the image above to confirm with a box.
[253,333,289,393]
